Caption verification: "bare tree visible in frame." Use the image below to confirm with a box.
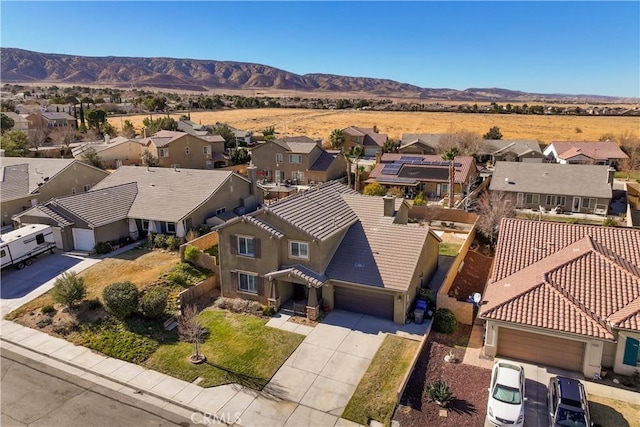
[178,304,206,363]
[83,128,99,142]
[476,191,516,248]
[27,127,49,151]
[50,128,77,157]
[436,128,480,156]
[422,205,441,225]
[617,131,640,180]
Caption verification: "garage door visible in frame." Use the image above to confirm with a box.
[72,228,96,252]
[334,286,394,320]
[497,327,585,372]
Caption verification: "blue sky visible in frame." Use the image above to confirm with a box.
[2,1,639,97]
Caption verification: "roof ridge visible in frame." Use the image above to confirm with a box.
[589,236,640,280]
[608,295,640,327]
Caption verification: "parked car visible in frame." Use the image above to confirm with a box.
[548,376,592,426]
[486,362,527,427]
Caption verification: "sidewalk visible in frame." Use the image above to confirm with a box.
[0,318,364,426]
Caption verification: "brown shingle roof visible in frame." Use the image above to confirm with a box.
[368,154,475,185]
[480,218,640,338]
[550,141,629,161]
[343,126,387,147]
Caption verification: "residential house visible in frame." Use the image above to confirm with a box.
[543,141,629,166]
[72,136,145,169]
[37,112,77,129]
[476,139,544,164]
[199,135,228,168]
[366,153,478,200]
[14,166,262,251]
[142,130,223,170]
[250,136,346,185]
[215,181,441,323]
[342,126,388,157]
[480,218,640,376]
[489,162,613,214]
[1,111,30,131]
[398,134,443,155]
[177,119,210,136]
[1,158,109,227]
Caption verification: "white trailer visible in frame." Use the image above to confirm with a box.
[0,224,56,270]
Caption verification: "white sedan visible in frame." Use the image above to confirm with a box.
[486,362,527,426]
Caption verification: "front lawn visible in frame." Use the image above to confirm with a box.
[144,309,304,389]
[589,394,640,427]
[439,243,462,257]
[6,249,180,320]
[343,335,420,426]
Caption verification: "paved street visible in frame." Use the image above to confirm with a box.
[1,348,194,427]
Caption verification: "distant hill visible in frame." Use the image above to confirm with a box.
[1,48,635,103]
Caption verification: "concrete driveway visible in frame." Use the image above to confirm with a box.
[0,251,101,315]
[263,310,429,422]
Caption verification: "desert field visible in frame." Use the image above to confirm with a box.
[109,109,640,144]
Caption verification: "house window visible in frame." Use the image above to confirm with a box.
[238,236,254,257]
[159,148,169,158]
[142,220,149,231]
[290,241,309,259]
[525,193,540,204]
[292,171,304,182]
[185,146,190,155]
[166,222,176,235]
[583,198,596,209]
[203,146,210,155]
[216,207,226,215]
[276,153,283,163]
[238,272,258,293]
[289,154,302,164]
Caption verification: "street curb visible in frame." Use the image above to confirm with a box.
[0,334,233,425]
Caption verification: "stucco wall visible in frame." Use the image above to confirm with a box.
[188,174,252,226]
[614,330,640,375]
[94,220,129,244]
[250,142,315,183]
[155,134,217,169]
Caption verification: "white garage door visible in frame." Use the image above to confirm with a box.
[72,228,96,251]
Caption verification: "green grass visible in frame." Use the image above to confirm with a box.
[439,243,462,257]
[515,212,606,226]
[143,309,304,388]
[615,170,640,181]
[343,335,420,426]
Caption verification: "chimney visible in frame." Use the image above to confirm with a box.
[383,195,395,217]
[316,138,323,148]
[105,134,110,144]
[607,167,615,186]
[247,161,260,200]
[375,150,382,164]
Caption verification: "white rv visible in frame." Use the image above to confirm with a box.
[0,224,56,269]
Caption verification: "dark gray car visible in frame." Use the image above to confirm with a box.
[547,376,592,427]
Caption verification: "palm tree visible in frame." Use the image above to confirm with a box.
[329,129,345,150]
[341,147,352,189]
[352,145,364,191]
[441,147,459,208]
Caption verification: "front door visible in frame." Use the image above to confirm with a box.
[293,283,306,301]
[572,196,581,212]
[275,170,284,183]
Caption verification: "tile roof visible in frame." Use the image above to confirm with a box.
[41,111,74,120]
[477,139,543,157]
[368,154,475,185]
[1,158,98,201]
[71,138,141,156]
[326,195,433,291]
[242,216,285,239]
[264,265,328,288]
[142,130,191,147]
[272,136,319,154]
[49,182,138,227]
[489,162,612,199]
[15,204,75,226]
[549,141,629,161]
[200,135,226,144]
[264,181,358,241]
[400,133,444,149]
[309,151,336,171]
[91,166,239,222]
[480,218,640,338]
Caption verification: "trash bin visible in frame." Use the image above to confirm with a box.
[414,308,425,324]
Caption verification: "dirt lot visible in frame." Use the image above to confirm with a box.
[394,325,491,427]
[109,108,639,144]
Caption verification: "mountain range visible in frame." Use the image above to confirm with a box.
[1,48,634,103]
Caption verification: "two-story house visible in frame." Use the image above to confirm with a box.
[342,126,388,157]
[142,130,223,170]
[250,136,346,185]
[1,158,109,228]
[214,181,441,324]
[72,136,146,169]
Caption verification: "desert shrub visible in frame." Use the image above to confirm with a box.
[213,297,232,310]
[602,217,618,227]
[167,262,209,286]
[147,232,156,248]
[248,301,263,314]
[262,305,276,316]
[153,233,168,249]
[231,299,251,313]
[166,235,181,251]
[53,319,79,336]
[87,298,103,310]
[425,379,453,406]
[413,192,426,206]
[139,287,169,318]
[37,317,53,328]
[94,241,112,254]
[418,288,435,306]
[184,245,200,265]
[41,304,56,315]
[51,271,87,309]
[102,282,139,319]
[433,308,458,334]
[185,229,200,242]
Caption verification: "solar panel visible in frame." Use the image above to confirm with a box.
[381,164,402,175]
